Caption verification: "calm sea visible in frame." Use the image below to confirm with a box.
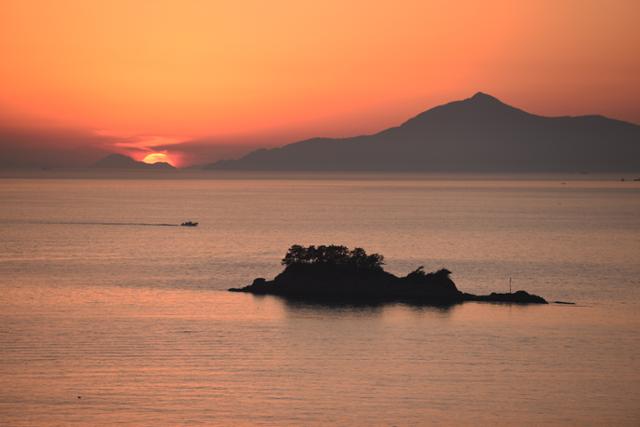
[1,173,639,425]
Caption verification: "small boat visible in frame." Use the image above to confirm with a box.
[181,221,199,227]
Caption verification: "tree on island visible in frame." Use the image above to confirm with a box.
[281,244,384,270]
[406,266,452,281]
[232,244,547,304]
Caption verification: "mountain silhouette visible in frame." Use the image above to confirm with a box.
[207,92,640,172]
[93,153,175,170]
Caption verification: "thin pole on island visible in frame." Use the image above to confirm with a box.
[509,277,512,294]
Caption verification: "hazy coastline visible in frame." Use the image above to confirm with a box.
[1,167,640,182]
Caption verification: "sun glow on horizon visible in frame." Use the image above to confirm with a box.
[142,153,172,165]
[0,0,638,167]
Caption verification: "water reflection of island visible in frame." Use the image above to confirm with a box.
[229,245,547,305]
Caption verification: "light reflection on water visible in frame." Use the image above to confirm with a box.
[1,286,638,425]
[1,176,640,425]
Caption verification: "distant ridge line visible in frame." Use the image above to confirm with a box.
[206,92,640,173]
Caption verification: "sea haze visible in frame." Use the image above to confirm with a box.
[1,174,639,425]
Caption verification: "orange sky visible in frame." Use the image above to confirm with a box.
[1,0,639,167]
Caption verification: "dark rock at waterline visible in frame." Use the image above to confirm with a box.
[228,245,547,305]
[464,290,548,304]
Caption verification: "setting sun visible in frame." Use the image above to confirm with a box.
[142,153,171,165]
[1,0,639,425]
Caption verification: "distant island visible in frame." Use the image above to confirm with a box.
[229,245,547,305]
[93,153,175,170]
[207,92,640,172]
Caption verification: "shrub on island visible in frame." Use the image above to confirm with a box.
[230,245,547,305]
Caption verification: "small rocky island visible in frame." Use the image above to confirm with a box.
[229,245,547,305]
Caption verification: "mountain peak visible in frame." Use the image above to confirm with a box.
[468,92,502,103]
[397,91,520,129]
[207,92,640,172]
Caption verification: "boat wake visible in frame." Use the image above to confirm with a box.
[9,220,180,227]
